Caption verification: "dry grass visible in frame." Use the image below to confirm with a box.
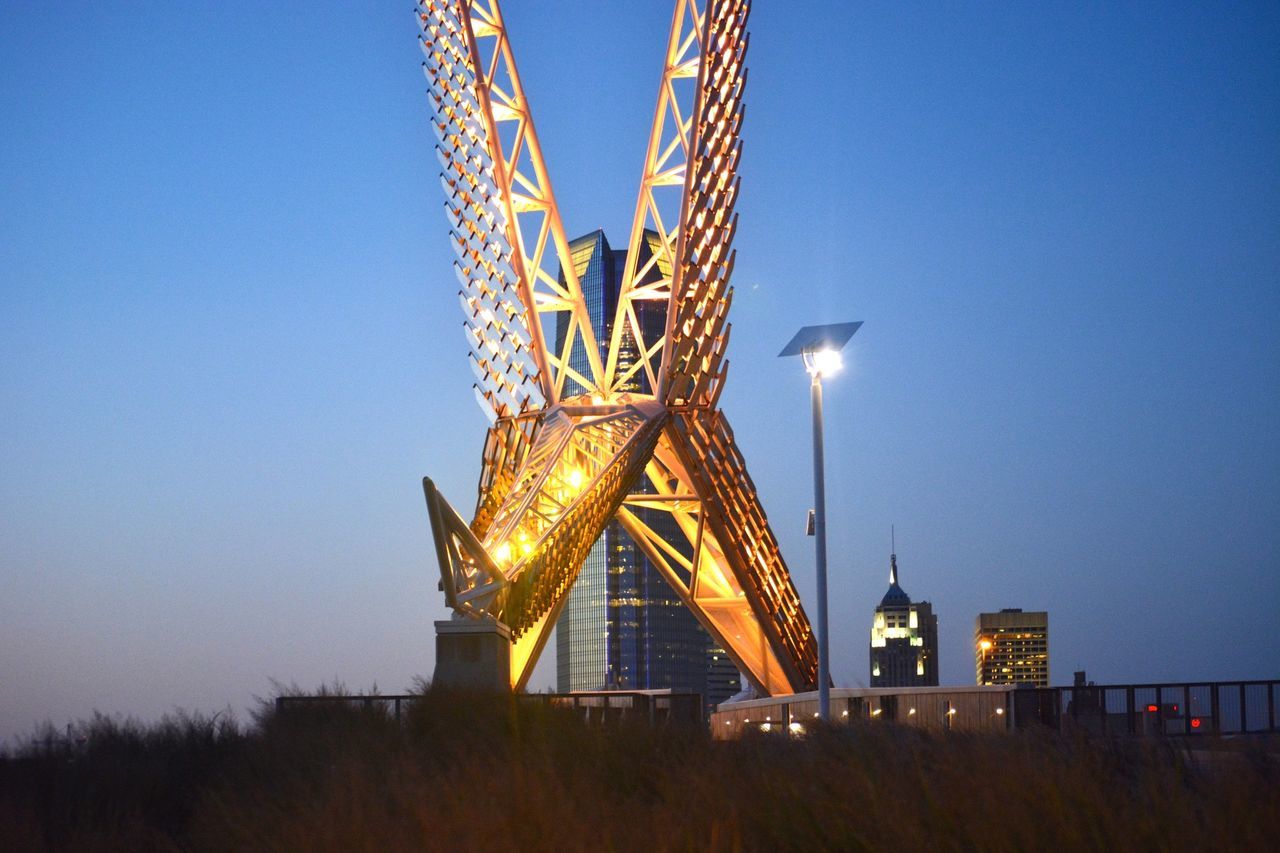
[2,687,1277,851]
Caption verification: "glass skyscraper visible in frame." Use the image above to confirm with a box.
[553,230,741,708]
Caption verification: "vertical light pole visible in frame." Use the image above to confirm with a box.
[780,321,862,721]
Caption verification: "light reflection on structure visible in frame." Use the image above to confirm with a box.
[417,0,819,694]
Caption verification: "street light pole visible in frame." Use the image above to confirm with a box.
[810,369,831,722]
[779,321,861,724]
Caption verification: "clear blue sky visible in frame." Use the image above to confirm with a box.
[2,1,1277,743]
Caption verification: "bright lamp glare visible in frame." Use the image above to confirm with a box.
[806,348,843,378]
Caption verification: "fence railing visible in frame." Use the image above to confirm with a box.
[516,691,704,726]
[274,691,705,727]
[1015,679,1279,736]
[273,681,1278,737]
[274,694,416,721]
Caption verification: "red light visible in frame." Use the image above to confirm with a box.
[1146,704,1158,713]
[1173,704,1178,713]
[1191,718,1202,729]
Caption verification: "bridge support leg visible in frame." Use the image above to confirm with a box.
[433,618,512,692]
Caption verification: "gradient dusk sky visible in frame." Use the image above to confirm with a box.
[2,2,1277,744]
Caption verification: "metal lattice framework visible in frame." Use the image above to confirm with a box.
[418,0,817,694]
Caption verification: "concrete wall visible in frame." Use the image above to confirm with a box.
[711,686,1015,739]
[433,619,511,692]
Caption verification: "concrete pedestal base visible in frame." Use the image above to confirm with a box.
[433,618,512,692]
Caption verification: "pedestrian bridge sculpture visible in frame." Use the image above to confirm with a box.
[418,0,818,694]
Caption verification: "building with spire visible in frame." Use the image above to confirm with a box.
[869,549,939,687]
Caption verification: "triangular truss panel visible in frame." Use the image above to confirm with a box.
[419,1,605,410]
[419,0,819,695]
[617,413,817,695]
[429,401,667,690]
[604,0,706,396]
[661,0,748,408]
[470,411,540,538]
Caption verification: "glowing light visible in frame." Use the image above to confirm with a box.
[979,639,993,651]
[946,708,957,716]
[806,348,843,378]
[759,722,772,733]
[424,0,824,698]
[908,708,916,715]
[1146,704,1159,713]
[1191,718,1202,729]
[789,722,804,734]
[871,708,882,717]
[995,708,1004,715]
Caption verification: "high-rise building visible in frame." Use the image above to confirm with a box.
[869,550,939,687]
[554,229,740,707]
[974,608,1049,686]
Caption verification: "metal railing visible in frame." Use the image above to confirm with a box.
[1014,679,1279,736]
[274,691,705,728]
[273,681,1278,737]
[516,691,704,727]
[274,694,415,721]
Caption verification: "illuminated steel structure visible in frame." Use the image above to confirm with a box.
[417,0,818,694]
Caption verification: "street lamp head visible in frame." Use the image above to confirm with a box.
[779,322,862,381]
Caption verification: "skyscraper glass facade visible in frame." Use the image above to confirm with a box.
[559,233,611,398]
[554,230,740,707]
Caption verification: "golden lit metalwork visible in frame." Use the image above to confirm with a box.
[418,0,817,694]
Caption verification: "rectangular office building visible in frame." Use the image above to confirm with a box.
[975,609,1049,686]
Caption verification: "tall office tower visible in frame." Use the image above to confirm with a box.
[869,551,939,687]
[974,608,1050,686]
[554,230,741,706]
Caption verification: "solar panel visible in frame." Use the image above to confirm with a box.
[777,322,863,357]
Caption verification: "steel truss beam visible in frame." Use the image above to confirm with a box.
[419,0,818,695]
